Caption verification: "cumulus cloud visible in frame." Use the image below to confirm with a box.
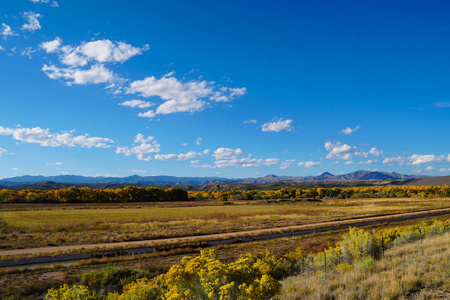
[279,159,295,169]
[119,100,154,109]
[195,137,202,146]
[340,126,360,135]
[0,46,4,51]
[213,147,244,160]
[0,126,113,148]
[127,74,246,117]
[42,64,117,85]
[382,156,407,166]
[440,168,450,173]
[115,134,160,161]
[40,39,148,86]
[408,154,450,165]
[215,156,279,168]
[324,141,367,160]
[261,119,293,132]
[1,23,17,39]
[211,147,279,168]
[369,147,383,157]
[244,119,257,124]
[138,110,156,119]
[154,151,202,161]
[42,39,150,67]
[22,12,42,32]
[203,149,210,155]
[298,161,323,168]
[40,37,62,53]
[344,159,378,165]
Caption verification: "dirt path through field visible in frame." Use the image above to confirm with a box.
[1,207,450,258]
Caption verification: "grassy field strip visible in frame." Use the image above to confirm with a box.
[1,207,450,259]
[278,228,450,299]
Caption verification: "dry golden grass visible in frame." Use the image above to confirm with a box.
[278,232,450,299]
[0,197,449,250]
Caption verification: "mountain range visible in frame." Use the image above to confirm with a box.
[0,170,427,188]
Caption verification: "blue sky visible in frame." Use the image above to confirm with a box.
[0,0,449,179]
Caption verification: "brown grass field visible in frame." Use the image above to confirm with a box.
[1,197,450,250]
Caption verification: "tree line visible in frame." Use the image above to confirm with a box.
[0,186,188,204]
[0,185,449,204]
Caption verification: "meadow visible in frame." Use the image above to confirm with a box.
[38,218,450,299]
[1,197,450,250]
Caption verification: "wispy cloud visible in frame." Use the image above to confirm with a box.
[433,101,450,108]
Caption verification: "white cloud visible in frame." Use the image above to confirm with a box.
[382,156,407,165]
[261,119,293,132]
[213,147,244,159]
[439,168,450,173]
[211,147,279,168]
[131,169,146,173]
[138,110,156,119]
[424,166,435,171]
[21,47,36,59]
[127,74,246,116]
[0,126,113,148]
[340,126,360,135]
[116,134,160,161]
[433,102,450,108]
[345,159,378,165]
[30,0,59,6]
[0,46,4,51]
[408,154,450,165]
[42,64,117,85]
[40,37,62,53]
[203,149,210,155]
[324,141,367,160]
[77,40,149,65]
[279,159,295,169]
[0,148,9,156]
[22,12,42,32]
[195,137,202,146]
[11,167,20,171]
[298,161,323,168]
[193,164,216,169]
[215,156,279,168]
[1,23,17,39]
[47,162,63,166]
[369,147,383,157]
[244,119,257,124]
[154,151,202,161]
[119,100,154,109]
[48,40,150,67]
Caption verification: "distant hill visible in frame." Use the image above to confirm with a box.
[0,171,428,190]
[400,175,450,186]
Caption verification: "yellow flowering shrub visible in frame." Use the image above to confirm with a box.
[44,284,99,300]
